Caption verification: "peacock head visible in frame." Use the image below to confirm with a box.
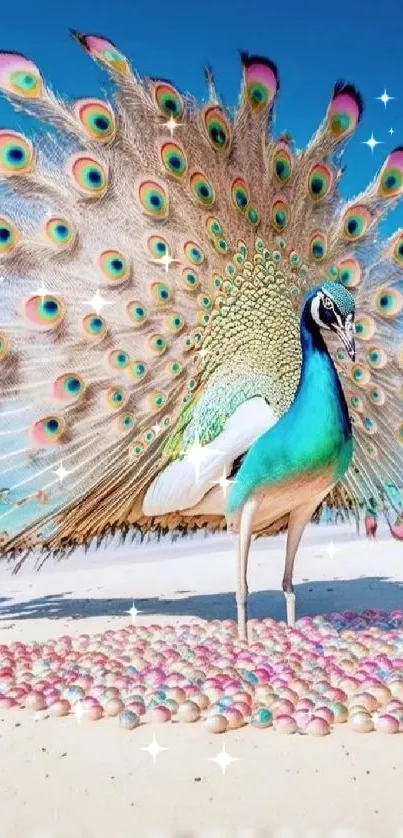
[309,281,356,360]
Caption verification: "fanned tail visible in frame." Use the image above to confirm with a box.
[0,32,401,564]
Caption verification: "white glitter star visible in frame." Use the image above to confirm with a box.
[151,253,178,272]
[83,289,112,315]
[376,89,396,108]
[127,601,142,624]
[152,423,162,435]
[323,541,340,560]
[363,133,382,152]
[73,701,85,724]
[141,734,168,763]
[165,117,182,137]
[208,744,239,776]
[53,461,72,485]
[389,127,395,135]
[212,469,233,499]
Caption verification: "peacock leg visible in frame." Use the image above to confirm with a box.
[236,497,258,642]
[282,504,318,627]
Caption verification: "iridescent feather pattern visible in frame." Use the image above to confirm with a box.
[0,32,401,562]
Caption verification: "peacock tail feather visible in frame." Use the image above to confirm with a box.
[0,35,401,561]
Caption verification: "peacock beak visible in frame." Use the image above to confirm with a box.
[334,323,355,361]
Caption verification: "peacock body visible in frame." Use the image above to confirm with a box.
[0,35,402,632]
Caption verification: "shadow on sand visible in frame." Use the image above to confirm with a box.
[0,576,402,626]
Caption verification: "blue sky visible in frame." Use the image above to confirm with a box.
[1,0,403,232]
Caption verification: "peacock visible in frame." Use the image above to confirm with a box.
[0,34,402,640]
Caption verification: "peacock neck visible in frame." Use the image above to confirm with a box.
[294,304,351,438]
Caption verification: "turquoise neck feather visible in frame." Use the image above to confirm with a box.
[227,302,353,513]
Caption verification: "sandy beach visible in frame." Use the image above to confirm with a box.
[1,522,403,838]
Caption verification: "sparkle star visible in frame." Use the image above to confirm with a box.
[376,89,396,108]
[323,541,339,560]
[141,734,168,763]
[152,423,162,435]
[165,116,182,136]
[389,127,395,135]
[208,744,239,776]
[53,461,72,485]
[151,253,178,272]
[363,133,382,153]
[212,469,233,498]
[127,601,142,624]
[83,289,112,315]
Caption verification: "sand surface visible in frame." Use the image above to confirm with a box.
[1,523,403,838]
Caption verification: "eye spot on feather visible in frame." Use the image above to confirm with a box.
[231,177,250,213]
[45,216,75,249]
[367,345,387,369]
[138,179,168,218]
[153,81,184,119]
[272,144,293,184]
[307,162,333,201]
[184,241,205,265]
[151,281,173,305]
[271,198,290,233]
[23,295,64,331]
[366,442,378,459]
[328,87,361,138]
[31,415,66,447]
[144,429,156,446]
[243,57,278,112]
[190,172,215,207]
[392,233,403,266]
[106,387,128,410]
[107,349,130,371]
[374,287,402,318]
[0,334,9,362]
[309,232,327,262]
[70,155,108,197]
[82,313,107,341]
[182,269,200,291]
[98,249,130,284]
[117,412,135,433]
[149,333,168,355]
[0,130,34,177]
[168,360,183,377]
[378,149,403,198]
[149,391,167,412]
[0,216,19,255]
[167,313,185,333]
[354,315,375,341]
[363,415,377,435]
[350,363,371,387]
[337,257,361,289]
[0,53,43,99]
[126,300,148,326]
[369,386,385,406]
[54,373,85,403]
[130,442,145,458]
[203,106,231,151]
[246,207,260,226]
[343,205,371,241]
[206,216,224,238]
[78,34,129,73]
[128,360,148,381]
[147,235,171,260]
[75,99,116,142]
[349,394,363,412]
[160,140,187,179]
